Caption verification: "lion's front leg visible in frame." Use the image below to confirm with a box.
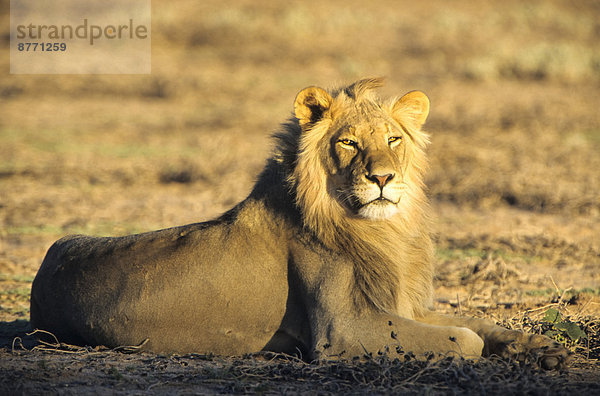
[416,310,571,370]
[309,313,484,361]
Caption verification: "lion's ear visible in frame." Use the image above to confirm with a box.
[294,86,333,126]
[392,91,430,128]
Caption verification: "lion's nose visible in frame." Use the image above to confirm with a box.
[367,173,394,188]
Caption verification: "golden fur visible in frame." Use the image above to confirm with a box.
[30,78,570,369]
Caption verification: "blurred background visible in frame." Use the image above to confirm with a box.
[0,0,599,320]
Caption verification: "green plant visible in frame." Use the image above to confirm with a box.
[108,367,123,381]
[542,308,587,344]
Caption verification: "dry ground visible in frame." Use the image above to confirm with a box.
[1,0,599,393]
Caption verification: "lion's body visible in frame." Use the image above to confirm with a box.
[31,199,292,355]
[30,79,569,368]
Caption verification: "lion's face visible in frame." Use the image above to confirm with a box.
[293,78,430,222]
[327,110,409,220]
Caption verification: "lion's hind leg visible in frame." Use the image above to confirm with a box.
[481,327,571,370]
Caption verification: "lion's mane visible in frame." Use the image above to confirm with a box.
[271,78,434,316]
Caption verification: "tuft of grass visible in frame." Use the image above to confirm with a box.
[3,225,65,236]
[108,367,124,381]
[436,248,488,261]
[0,286,31,317]
[497,43,600,82]
[436,247,541,264]
[0,127,202,161]
[3,222,152,237]
[0,274,35,283]
[3,288,31,297]
[581,129,600,146]
[526,287,600,297]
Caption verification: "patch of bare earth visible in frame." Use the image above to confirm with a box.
[1,333,599,395]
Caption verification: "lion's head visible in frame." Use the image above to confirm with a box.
[281,78,430,226]
[300,82,429,222]
[275,78,433,314]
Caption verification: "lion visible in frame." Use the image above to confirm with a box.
[30,78,569,369]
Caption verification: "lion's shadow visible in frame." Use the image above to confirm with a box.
[0,319,38,350]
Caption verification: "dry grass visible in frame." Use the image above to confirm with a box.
[0,0,599,392]
[2,340,599,394]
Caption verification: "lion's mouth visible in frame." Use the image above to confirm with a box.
[350,197,399,216]
[364,196,398,206]
[339,188,400,213]
[355,196,401,220]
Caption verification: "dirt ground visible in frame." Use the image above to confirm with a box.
[1,0,599,393]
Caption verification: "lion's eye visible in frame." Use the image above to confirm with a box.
[339,138,358,147]
[388,136,402,145]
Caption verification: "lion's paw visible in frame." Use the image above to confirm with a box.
[485,329,571,370]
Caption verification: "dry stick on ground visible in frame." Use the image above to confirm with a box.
[11,336,25,354]
[17,329,150,355]
[456,293,463,316]
[550,276,574,312]
[112,338,150,354]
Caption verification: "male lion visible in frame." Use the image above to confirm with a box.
[31,78,569,369]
